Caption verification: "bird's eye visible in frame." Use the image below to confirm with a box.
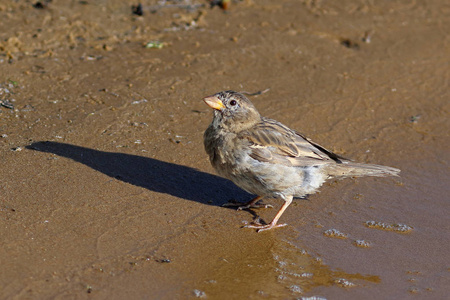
[230,100,237,106]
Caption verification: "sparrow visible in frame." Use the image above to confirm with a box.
[203,90,400,232]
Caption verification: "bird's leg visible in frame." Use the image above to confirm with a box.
[222,196,273,210]
[244,195,293,232]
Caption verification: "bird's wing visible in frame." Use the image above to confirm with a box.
[240,118,346,167]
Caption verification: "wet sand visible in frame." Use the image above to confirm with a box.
[1,1,449,299]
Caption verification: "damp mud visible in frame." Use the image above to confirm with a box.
[1,1,449,299]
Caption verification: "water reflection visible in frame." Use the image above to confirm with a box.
[192,233,379,298]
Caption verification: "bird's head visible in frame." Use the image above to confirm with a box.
[203,90,261,132]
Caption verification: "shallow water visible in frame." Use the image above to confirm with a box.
[1,0,449,299]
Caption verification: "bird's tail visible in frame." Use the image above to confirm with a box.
[326,162,400,178]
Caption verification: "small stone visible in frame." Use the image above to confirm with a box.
[289,285,303,293]
[353,239,371,248]
[335,278,356,288]
[323,229,348,239]
[193,289,206,298]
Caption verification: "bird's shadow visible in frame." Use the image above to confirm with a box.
[26,141,251,206]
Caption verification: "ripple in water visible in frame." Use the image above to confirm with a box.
[365,221,413,233]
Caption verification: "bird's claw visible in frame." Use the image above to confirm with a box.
[237,203,273,210]
[222,202,273,210]
[243,222,287,232]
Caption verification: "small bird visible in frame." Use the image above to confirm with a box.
[203,91,400,232]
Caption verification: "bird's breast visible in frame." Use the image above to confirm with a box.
[204,127,250,176]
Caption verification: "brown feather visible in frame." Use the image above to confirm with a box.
[240,117,343,167]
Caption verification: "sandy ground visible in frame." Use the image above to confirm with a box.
[1,0,449,299]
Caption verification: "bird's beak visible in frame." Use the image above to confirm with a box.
[203,96,225,111]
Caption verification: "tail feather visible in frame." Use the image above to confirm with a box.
[326,162,400,178]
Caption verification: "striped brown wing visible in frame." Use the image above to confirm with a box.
[240,118,344,167]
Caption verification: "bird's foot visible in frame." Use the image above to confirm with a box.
[222,201,273,210]
[243,221,287,232]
